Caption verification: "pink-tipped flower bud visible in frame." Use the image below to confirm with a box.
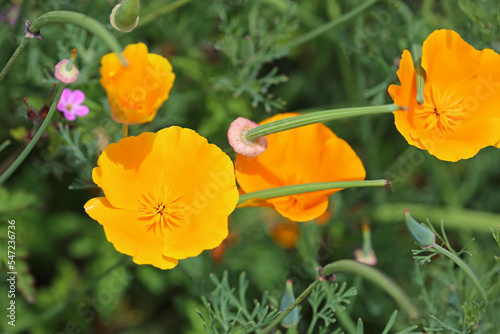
[354,219,377,266]
[354,248,378,266]
[55,59,79,84]
[228,117,267,157]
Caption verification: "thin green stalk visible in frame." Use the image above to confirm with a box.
[322,260,421,321]
[237,179,388,205]
[432,244,488,303]
[285,0,380,49]
[245,104,399,142]
[0,140,11,153]
[331,307,357,334]
[372,203,500,232]
[0,38,30,83]
[261,279,322,334]
[412,44,424,105]
[138,0,192,28]
[0,84,65,185]
[306,306,319,334]
[30,11,125,64]
[122,124,129,138]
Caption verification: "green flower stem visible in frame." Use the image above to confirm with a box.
[432,244,488,303]
[122,124,129,138]
[30,11,126,64]
[332,307,357,334]
[322,260,421,321]
[361,221,372,257]
[415,65,425,105]
[245,104,399,142]
[237,179,388,205]
[0,140,11,153]
[412,45,425,105]
[0,84,65,186]
[138,0,192,28]
[285,0,380,49]
[262,258,421,333]
[0,38,30,83]
[372,203,500,232]
[261,279,322,334]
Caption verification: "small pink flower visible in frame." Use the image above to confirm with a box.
[57,88,89,121]
[55,59,79,84]
[1,4,20,27]
[228,117,267,157]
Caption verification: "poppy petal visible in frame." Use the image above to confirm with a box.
[84,197,179,269]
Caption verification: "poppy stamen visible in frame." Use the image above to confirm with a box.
[414,84,465,133]
[139,190,185,236]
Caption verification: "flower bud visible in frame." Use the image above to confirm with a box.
[110,0,140,33]
[404,209,436,249]
[55,50,79,84]
[354,219,377,266]
[280,280,299,328]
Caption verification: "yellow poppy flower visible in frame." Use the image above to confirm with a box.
[389,29,500,161]
[235,113,366,222]
[100,43,175,124]
[84,127,239,269]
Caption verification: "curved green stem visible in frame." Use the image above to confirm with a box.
[285,0,380,49]
[322,260,421,321]
[138,0,192,28]
[0,84,65,185]
[432,244,488,303]
[245,104,399,142]
[372,203,500,232]
[261,279,321,334]
[238,179,389,205]
[0,38,30,83]
[30,11,125,64]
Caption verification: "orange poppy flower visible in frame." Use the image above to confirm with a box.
[235,113,366,222]
[389,29,500,161]
[84,127,239,269]
[269,220,301,249]
[100,43,175,124]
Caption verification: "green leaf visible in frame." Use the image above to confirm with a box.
[381,310,398,334]
[357,318,364,334]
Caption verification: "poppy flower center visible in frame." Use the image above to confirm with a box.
[118,88,146,111]
[138,189,185,236]
[413,84,466,133]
